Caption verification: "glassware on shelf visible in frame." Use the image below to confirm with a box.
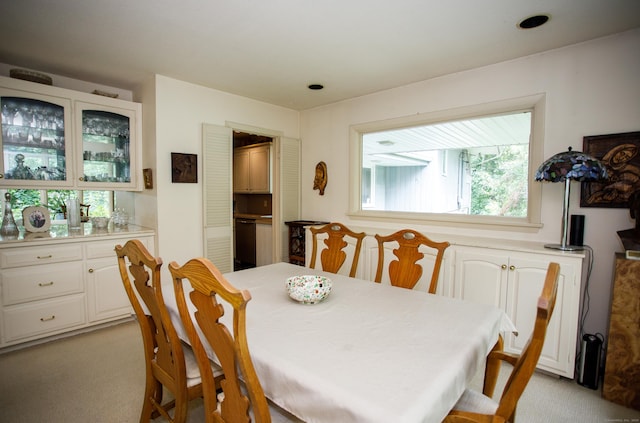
[2,96,67,182]
[1,193,19,238]
[7,153,34,179]
[111,208,129,227]
[66,198,82,231]
[81,109,131,184]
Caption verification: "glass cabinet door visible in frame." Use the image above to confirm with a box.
[77,103,136,188]
[1,93,72,186]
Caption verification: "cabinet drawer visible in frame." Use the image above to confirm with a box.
[2,295,86,343]
[0,244,83,268]
[2,262,84,306]
[85,236,152,259]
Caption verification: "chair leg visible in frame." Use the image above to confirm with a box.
[483,335,504,398]
[172,391,189,423]
[141,379,162,422]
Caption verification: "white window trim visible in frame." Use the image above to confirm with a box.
[348,94,545,232]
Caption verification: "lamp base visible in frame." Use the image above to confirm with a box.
[544,243,585,251]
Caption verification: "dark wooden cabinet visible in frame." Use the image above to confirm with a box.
[602,253,640,410]
[285,221,328,266]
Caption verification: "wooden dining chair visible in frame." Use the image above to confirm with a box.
[309,222,366,277]
[444,262,561,423]
[170,257,299,423]
[116,240,221,423]
[374,229,450,294]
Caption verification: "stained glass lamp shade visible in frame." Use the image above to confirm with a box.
[535,147,608,250]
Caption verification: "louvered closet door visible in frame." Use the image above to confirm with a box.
[278,137,301,262]
[202,123,233,273]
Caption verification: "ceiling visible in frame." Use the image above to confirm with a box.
[363,111,532,167]
[1,1,639,110]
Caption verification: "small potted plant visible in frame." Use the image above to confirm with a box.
[47,195,67,220]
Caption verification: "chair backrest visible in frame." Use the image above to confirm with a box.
[374,229,450,294]
[496,261,560,420]
[309,222,366,277]
[115,239,189,401]
[169,257,271,423]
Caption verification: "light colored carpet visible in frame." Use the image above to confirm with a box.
[0,320,638,422]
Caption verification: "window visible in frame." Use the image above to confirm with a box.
[350,95,545,229]
[2,189,114,223]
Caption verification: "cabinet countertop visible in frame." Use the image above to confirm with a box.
[234,213,272,224]
[0,223,155,248]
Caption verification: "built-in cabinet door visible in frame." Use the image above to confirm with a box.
[453,249,508,310]
[233,143,271,193]
[75,102,138,190]
[250,144,270,192]
[85,256,131,322]
[0,88,73,186]
[233,148,250,192]
[505,254,577,376]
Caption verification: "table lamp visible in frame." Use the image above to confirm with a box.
[535,146,608,251]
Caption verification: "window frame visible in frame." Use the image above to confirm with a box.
[348,94,545,231]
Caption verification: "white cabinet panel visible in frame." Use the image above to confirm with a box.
[86,256,131,322]
[2,261,84,305]
[2,295,86,343]
[0,244,82,268]
[454,251,507,309]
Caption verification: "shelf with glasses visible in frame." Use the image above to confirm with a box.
[2,125,65,150]
[77,104,136,188]
[1,92,71,185]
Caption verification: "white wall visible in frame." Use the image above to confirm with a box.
[142,75,299,273]
[299,29,640,339]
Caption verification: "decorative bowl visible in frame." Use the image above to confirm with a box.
[286,275,332,304]
[91,216,109,229]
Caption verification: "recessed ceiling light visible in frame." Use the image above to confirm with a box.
[308,84,324,90]
[518,14,550,29]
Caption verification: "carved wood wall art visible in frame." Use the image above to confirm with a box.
[171,153,197,183]
[313,161,328,195]
[581,131,640,208]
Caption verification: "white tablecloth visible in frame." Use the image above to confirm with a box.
[166,262,506,423]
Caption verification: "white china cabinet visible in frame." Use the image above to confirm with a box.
[0,76,142,190]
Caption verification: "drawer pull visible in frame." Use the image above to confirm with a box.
[509,265,516,271]
[37,255,53,259]
[88,268,94,273]
[501,264,507,270]
[39,281,54,287]
[40,315,56,322]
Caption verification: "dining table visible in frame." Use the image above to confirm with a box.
[164,261,511,423]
